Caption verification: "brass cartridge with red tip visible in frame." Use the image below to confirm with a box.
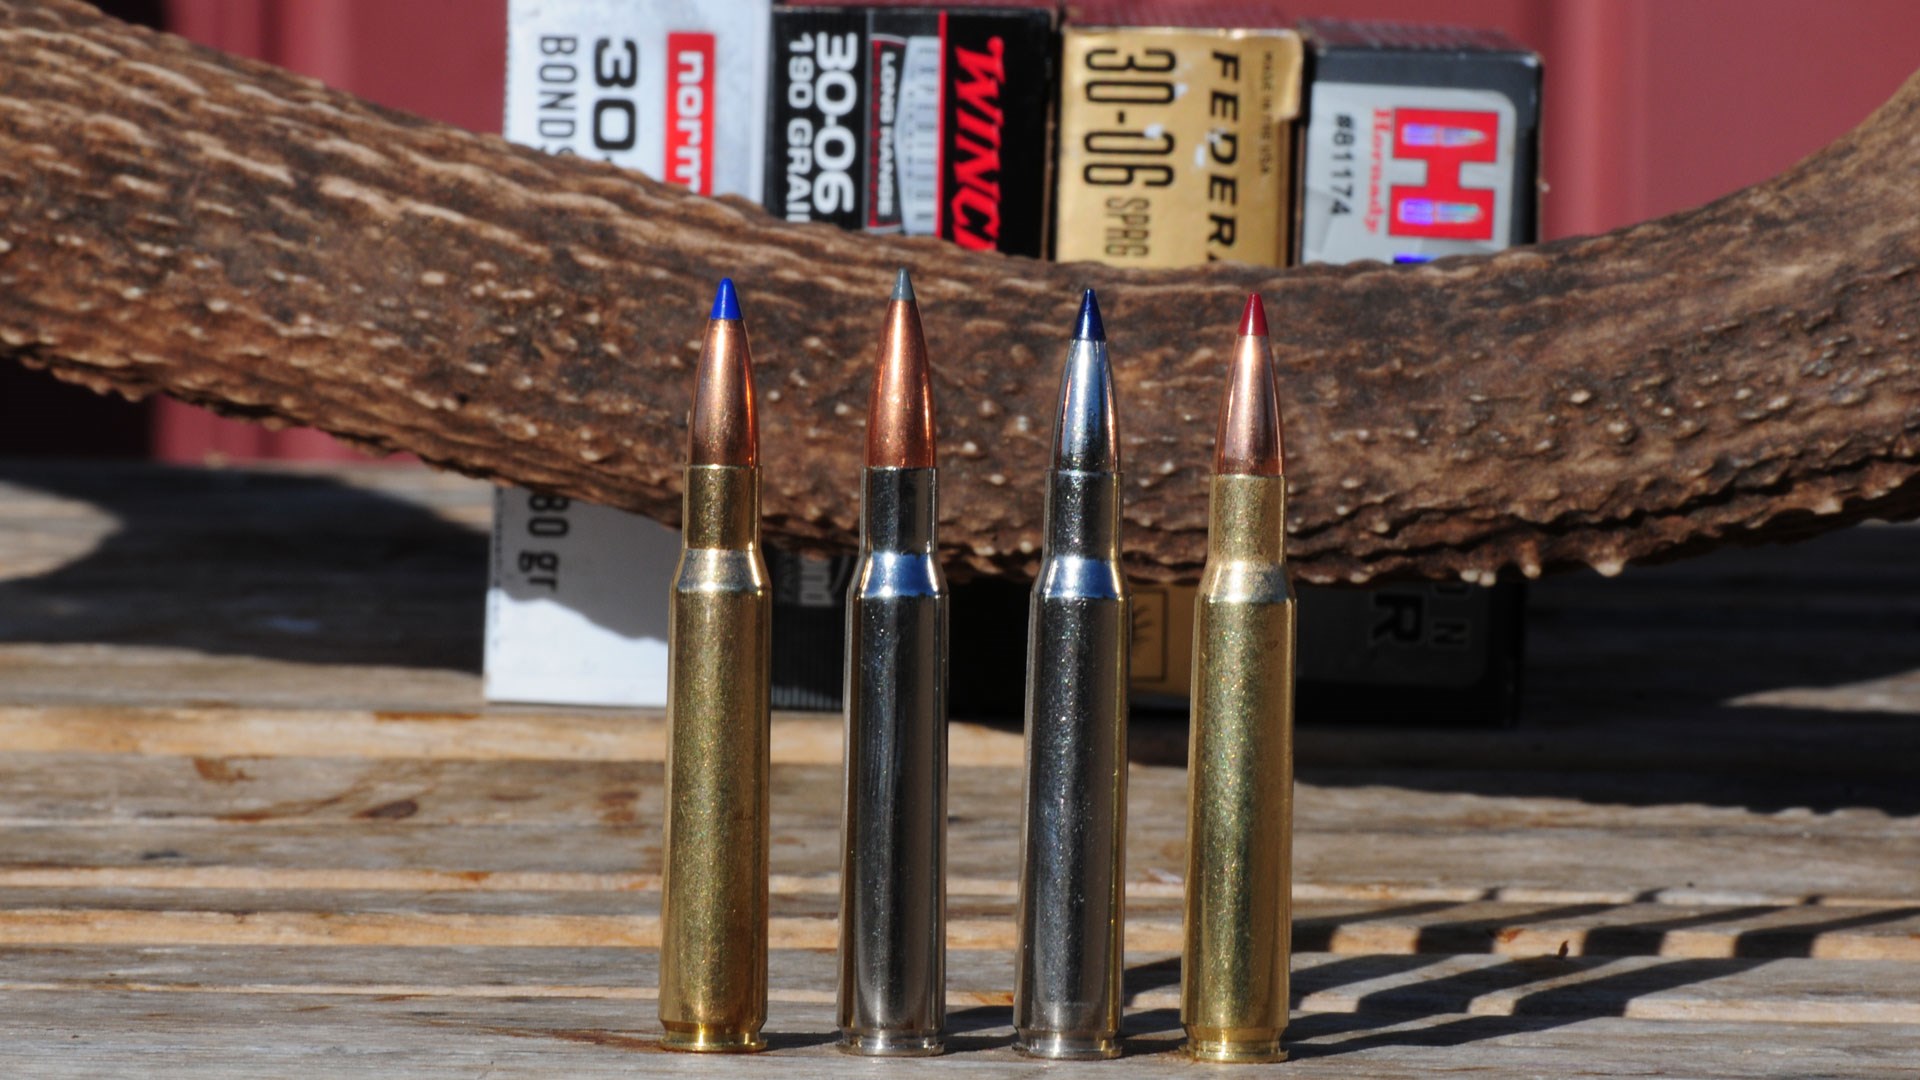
[1182,293,1297,1064]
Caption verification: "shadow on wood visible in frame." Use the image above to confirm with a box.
[1288,957,1773,1060]
[0,463,485,673]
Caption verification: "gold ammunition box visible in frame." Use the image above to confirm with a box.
[1054,19,1303,266]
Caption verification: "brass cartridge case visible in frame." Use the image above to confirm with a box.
[1182,473,1296,1063]
[660,463,772,1052]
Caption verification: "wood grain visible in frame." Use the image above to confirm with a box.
[3,991,1917,1078]
[0,890,1916,962]
[3,2,1920,584]
[3,948,1920,1026]
[2,466,1920,1073]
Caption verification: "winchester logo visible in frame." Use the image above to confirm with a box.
[947,37,1004,251]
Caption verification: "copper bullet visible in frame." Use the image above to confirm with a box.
[865,268,937,469]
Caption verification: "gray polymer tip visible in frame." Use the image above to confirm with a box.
[892,267,915,302]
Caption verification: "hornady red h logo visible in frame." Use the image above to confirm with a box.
[1389,107,1498,241]
[666,32,715,195]
[949,36,1004,251]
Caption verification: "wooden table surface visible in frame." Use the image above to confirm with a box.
[0,462,1916,1077]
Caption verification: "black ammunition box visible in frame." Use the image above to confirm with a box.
[766,3,1056,256]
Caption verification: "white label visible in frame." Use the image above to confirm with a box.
[488,0,768,706]
[503,0,768,195]
[485,489,677,706]
[1301,82,1515,266]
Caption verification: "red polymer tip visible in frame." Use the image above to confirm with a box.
[1239,292,1268,338]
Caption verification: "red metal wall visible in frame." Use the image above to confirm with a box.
[1297,0,1920,240]
[17,0,1919,462]
[155,0,508,462]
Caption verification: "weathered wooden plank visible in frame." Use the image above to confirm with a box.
[0,810,1904,910]
[5,701,1920,802]
[4,748,1913,843]
[0,815,1911,906]
[0,746,1913,902]
[0,646,484,713]
[8,634,1920,772]
[0,864,1911,916]
[5,464,1919,1075]
[0,894,1914,961]
[0,982,1918,1078]
[6,811,1916,909]
[3,948,1920,1027]
[0,706,841,764]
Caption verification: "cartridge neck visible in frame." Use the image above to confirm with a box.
[682,465,760,551]
[1205,474,1288,565]
[1042,469,1122,564]
[860,466,938,555]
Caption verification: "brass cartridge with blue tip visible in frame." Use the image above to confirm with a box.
[659,277,771,1053]
[1014,288,1130,1060]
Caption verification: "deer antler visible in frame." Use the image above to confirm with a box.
[2,0,1917,584]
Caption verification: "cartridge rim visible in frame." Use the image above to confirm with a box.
[659,1025,767,1054]
[1183,1033,1287,1064]
[1013,1031,1122,1060]
[837,1030,945,1057]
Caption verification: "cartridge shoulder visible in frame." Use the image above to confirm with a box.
[672,548,771,597]
[1036,555,1129,603]
[1197,561,1295,607]
[852,550,947,601]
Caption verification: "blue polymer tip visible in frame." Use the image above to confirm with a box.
[1074,288,1105,342]
[710,278,741,321]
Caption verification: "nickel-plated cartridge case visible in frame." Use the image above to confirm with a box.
[838,271,949,1056]
[659,284,771,1053]
[1182,296,1296,1063]
[1015,291,1129,1059]
[840,465,948,1055]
